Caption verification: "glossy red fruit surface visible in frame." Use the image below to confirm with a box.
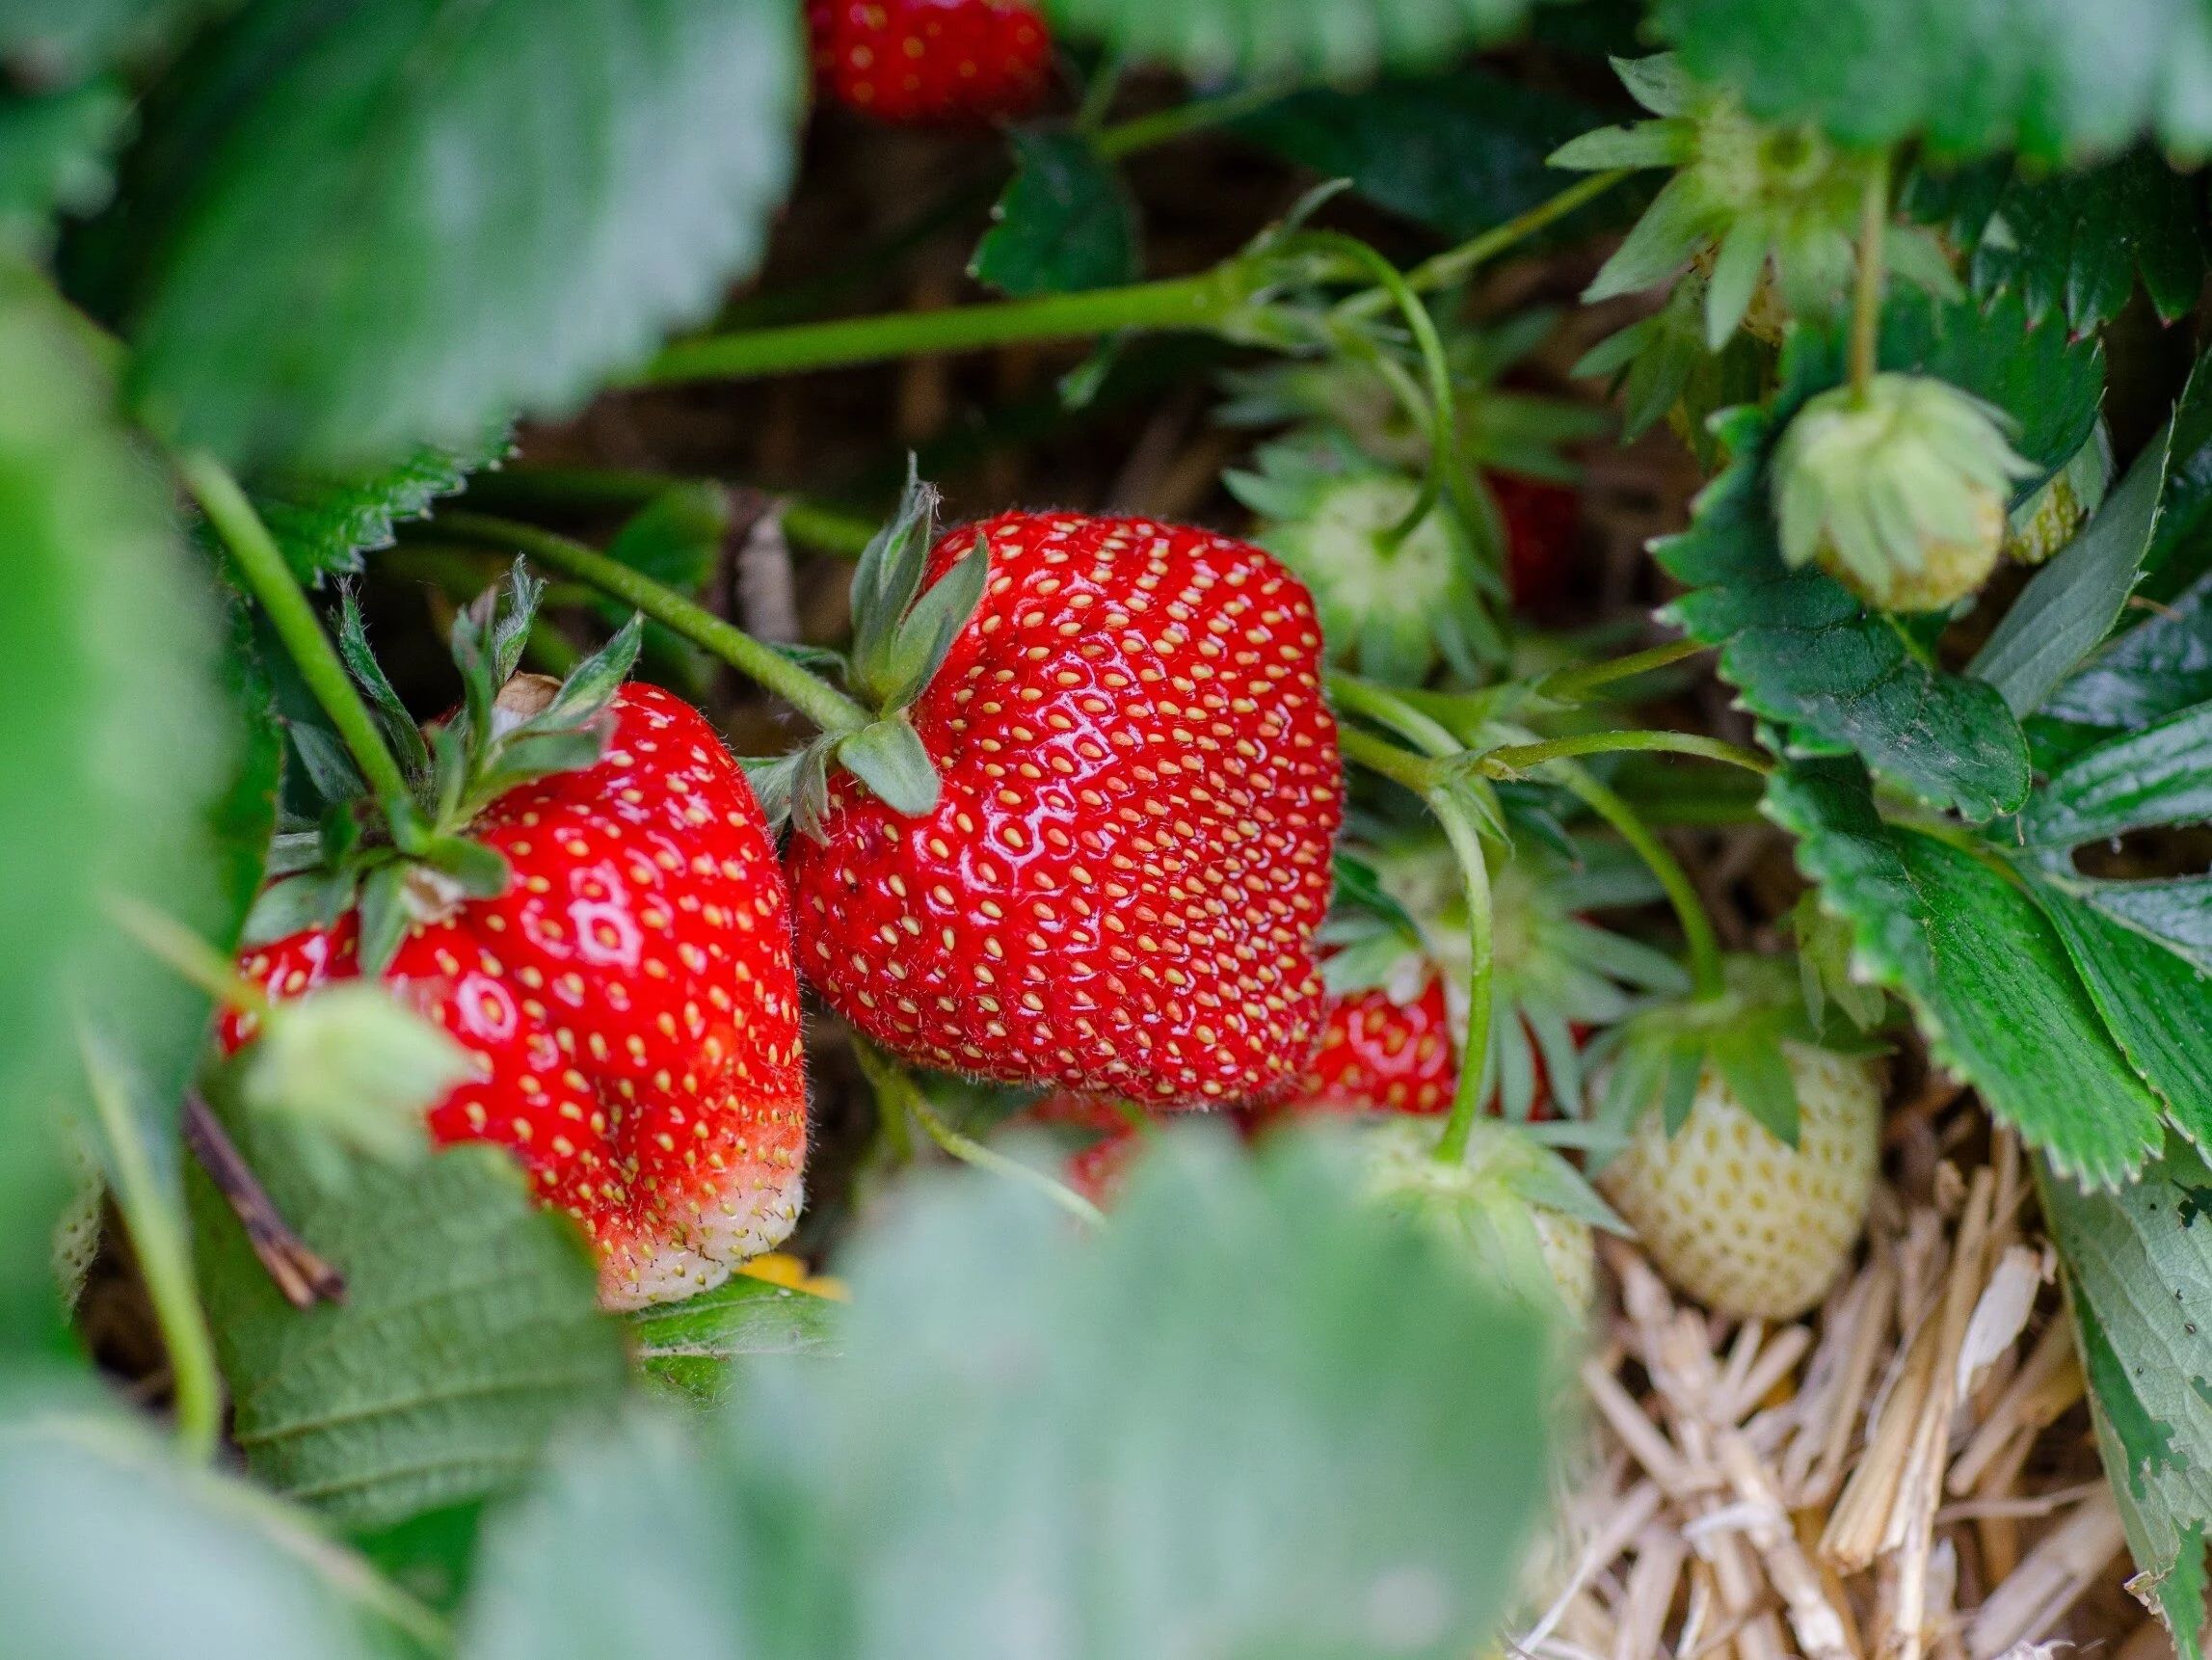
[1299,975,1458,1116]
[226,685,807,1310]
[789,512,1344,1107]
[809,0,1051,126]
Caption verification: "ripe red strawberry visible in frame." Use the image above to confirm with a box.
[226,637,806,1310]
[788,510,1343,1107]
[808,0,1051,127]
[1297,975,1457,1116]
[1490,472,1579,610]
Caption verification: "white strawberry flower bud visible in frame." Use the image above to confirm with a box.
[1772,372,2037,611]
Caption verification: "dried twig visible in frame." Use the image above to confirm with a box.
[182,1094,344,1309]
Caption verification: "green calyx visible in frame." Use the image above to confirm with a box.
[1591,952,1888,1152]
[1230,438,1500,685]
[1355,1114,1623,1321]
[1554,54,1957,348]
[1772,372,2038,612]
[745,461,991,841]
[247,565,645,972]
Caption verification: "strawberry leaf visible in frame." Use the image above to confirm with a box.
[470,1128,1556,1660]
[1233,70,1638,245]
[189,1106,627,1532]
[253,428,512,586]
[971,129,1140,299]
[1907,147,2209,333]
[0,79,131,256]
[0,1400,407,1656]
[0,277,243,1341]
[1657,0,2212,164]
[1770,757,2165,1184]
[1043,0,1541,80]
[2038,1145,2212,1660]
[101,0,802,469]
[627,1273,842,1408]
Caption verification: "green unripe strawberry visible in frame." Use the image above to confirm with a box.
[2004,422,2111,567]
[1772,373,2036,612]
[1599,1041,1880,1319]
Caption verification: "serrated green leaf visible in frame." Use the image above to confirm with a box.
[2020,700,2212,850]
[1769,759,2164,1183]
[1232,70,1639,242]
[1909,146,2209,331]
[2044,569,2212,732]
[1043,0,1538,80]
[0,276,238,1344]
[1970,408,2172,716]
[190,1111,626,1531]
[0,1406,395,1660]
[2039,1145,2212,1660]
[2029,874,2212,1155]
[627,1273,842,1408]
[253,431,512,586]
[108,0,801,469]
[1659,289,2100,819]
[477,1128,1554,1660]
[972,129,1140,299]
[1658,0,2212,165]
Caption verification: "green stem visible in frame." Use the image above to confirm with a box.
[1483,730,1773,777]
[1300,230,1467,548]
[641,270,1247,386]
[1849,150,1890,405]
[1327,672,1464,760]
[1344,170,1637,321]
[1535,637,1710,703]
[1554,761,1724,999]
[851,1038,1105,1227]
[177,450,416,817]
[1076,52,1127,130]
[1337,723,1446,793]
[431,513,872,735]
[642,170,1631,388]
[1094,81,1293,158]
[80,1031,222,1462]
[1428,787,1497,1165]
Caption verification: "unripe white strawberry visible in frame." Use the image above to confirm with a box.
[1598,1042,1880,1320]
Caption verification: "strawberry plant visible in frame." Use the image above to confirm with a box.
[12,2,2212,1656]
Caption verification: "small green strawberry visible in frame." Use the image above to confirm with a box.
[1591,954,1885,1320]
[1772,372,2038,612]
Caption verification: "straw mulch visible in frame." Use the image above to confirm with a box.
[1521,1083,2167,1660]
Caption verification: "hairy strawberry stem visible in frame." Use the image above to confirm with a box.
[1483,730,1773,775]
[434,512,873,736]
[640,172,1633,386]
[1849,149,1891,405]
[850,1037,1106,1227]
[1427,786,1497,1165]
[80,1030,223,1461]
[177,451,417,818]
[1533,637,1710,702]
[1555,762,1725,1000]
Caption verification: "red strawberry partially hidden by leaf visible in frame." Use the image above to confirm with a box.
[809,0,1052,126]
[1489,472,1579,610]
[1298,975,1457,1116]
[788,509,1344,1107]
[227,585,806,1311]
